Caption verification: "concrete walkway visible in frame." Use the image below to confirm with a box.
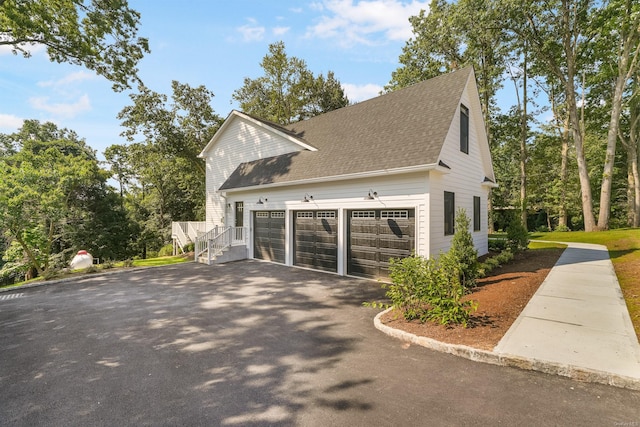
[495,242,640,381]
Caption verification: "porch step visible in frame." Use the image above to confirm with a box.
[197,245,247,265]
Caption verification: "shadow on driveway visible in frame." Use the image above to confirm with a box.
[1,261,639,426]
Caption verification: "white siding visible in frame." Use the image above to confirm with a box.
[430,79,489,256]
[204,115,306,226]
[224,172,430,273]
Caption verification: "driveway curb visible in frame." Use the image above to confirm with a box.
[374,308,640,391]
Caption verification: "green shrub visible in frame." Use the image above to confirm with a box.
[101,260,115,269]
[478,249,514,277]
[383,255,430,321]
[145,251,158,259]
[506,216,529,252]
[158,244,174,257]
[184,243,195,252]
[84,265,98,274]
[366,252,477,327]
[554,224,571,232]
[488,238,507,252]
[123,259,134,268]
[42,269,60,281]
[449,209,479,289]
[496,249,514,264]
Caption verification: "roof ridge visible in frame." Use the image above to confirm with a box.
[283,66,473,132]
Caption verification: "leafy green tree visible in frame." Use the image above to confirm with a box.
[589,0,640,229]
[118,81,222,177]
[0,121,134,275]
[116,80,221,246]
[0,0,149,90]
[232,41,349,125]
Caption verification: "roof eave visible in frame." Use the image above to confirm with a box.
[220,163,440,193]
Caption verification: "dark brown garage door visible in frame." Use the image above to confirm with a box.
[294,211,338,272]
[348,209,415,279]
[254,211,285,263]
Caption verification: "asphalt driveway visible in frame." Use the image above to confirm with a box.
[1,261,639,426]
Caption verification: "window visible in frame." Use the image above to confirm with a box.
[316,211,336,219]
[460,104,469,154]
[381,210,409,219]
[352,211,376,218]
[444,191,455,235]
[473,196,481,231]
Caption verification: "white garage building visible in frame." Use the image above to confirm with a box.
[172,67,496,280]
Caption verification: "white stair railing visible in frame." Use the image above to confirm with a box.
[186,222,208,241]
[172,223,189,253]
[195,226,246,264]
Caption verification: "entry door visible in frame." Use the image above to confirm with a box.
[347,209,415,279]
[235,202,244,227]
[253,211,285,263]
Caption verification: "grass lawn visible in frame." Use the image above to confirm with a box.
[529,229,640,339]
[116,255,191,267]
[2,254,193,290]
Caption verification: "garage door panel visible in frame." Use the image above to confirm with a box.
[294,211,337,273]
[254,212,285,264]
[348,209,415,280]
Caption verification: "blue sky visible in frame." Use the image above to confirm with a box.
[1,0,435,158]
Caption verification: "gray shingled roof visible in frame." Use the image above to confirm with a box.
[220,67,473,191]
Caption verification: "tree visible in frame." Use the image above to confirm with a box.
[232,41,349,125]
[591,0,640,229]
[117,81,222,229]
[0,121,133,276]
[0,0,149,90]
[504,0,602,231]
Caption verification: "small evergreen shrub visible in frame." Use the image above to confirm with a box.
[123,259,134,268]
[554,224,571,232]
[449,209,479,289]
[506,216,529,252]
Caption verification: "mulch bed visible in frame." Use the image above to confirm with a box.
[379,248,565,350]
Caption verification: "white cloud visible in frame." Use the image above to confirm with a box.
[0,35,46,56]
[29,94,91,119]
[342,82,383,102]
[307,0,429,46]
[0,113,24,131]
[273,26,291,36]
[37,71,96,88]
[237,18,266,42]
